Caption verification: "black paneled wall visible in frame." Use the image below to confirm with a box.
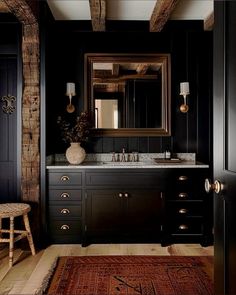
[45,21,212,164]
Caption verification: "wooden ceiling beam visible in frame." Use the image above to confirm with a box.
[89,0,106,31]
[2,0,38,24]
[204,11,214,31]
[0,0,9,12]
[150,0,180,32]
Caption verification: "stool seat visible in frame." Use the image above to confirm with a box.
[0,202,36,267]
[0,203,31,218]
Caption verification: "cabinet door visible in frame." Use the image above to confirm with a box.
[85,189,124,239]
[125,189,163,238]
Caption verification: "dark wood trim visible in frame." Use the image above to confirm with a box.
[84,53,171,137]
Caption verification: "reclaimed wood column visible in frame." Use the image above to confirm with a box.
[2,0,40,204]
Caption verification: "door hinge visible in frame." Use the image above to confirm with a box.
[84,225,87,231]
[160,225,163,231]
[160,192,163,199]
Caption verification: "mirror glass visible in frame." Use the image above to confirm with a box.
[85,54,171,136]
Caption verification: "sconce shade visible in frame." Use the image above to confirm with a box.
[180,82,190,95]
[66,82,76,96]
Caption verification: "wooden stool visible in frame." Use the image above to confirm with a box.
[0,203,36,267]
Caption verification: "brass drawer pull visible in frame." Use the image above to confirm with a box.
[124,193,129,198]
[118,193,123,198]
[61,175,70,181]
[61,192,70,198]
[60,208,70,214]
[179,224,188,230]
[60,224,70,230]
[178,208,188,214]
[178,192,188,199]
[178,175,188,181]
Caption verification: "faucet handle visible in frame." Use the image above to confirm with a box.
[130,152,135,162]
[111,152,116,162]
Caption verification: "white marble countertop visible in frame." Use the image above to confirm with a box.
[46,161,209,169]
[46,153,209,169]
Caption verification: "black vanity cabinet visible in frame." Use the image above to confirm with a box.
[46,166,212,246]
[163,168,213,246]
[84,170,166,244]
[47,169,83,243]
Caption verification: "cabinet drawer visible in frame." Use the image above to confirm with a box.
[168,219,203,235]
[48,172,82,186]
[49,219,82,236]
[48,189,82,201]
[167,201,203,217]
[48,204,82,218]
[86,171,164,188]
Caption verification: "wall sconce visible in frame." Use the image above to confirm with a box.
[179,82,190,113]
[66,82,76,113]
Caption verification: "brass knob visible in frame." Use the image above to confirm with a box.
[179,224,188,230]
[178,192,188,199]
[178,208,188,214]
[61,175,69,181]
[178,175,188,181]
[205,178,223,194]
[118,193,123,198]
[180,104,189,113]
[60,208,70,214]
[60,224,70,230]
[61,192,70,198]
[124,193,129,198]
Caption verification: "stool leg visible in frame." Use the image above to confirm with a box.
[0,217,2,238]
[23,213,36,256]
[9,216,14,268]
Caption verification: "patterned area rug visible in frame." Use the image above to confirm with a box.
[44,256,213,295]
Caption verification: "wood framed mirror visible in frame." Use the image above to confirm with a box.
[84,53,171,136]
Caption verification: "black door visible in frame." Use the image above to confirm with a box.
[213,1,236,294]
[0,56,18,202]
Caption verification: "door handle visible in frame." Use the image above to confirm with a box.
[205,178,223,194]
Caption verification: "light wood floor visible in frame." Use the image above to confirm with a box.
[0,243,213,294]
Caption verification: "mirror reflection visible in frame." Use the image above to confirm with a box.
[85,54,171,136]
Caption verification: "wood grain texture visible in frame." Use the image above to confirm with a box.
[0,0,9,12]
[150,0,180,32]
[204,12,214,31]
[2,0,40,204]
[89,0,106,31]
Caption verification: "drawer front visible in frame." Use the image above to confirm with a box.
[48,204,82,218]
[48,172,82,186]
[86,171,165,188]
[167,201,203,217]
[168,219,203,235]
[49,219,82,236]
[48,189,82,201]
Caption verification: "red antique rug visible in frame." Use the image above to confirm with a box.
[45,256,213,295]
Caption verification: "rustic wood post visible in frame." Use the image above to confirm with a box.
[2,0,40,239]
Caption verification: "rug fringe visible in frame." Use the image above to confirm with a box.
[35,257,58,295]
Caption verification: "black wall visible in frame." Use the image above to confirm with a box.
[45,21,212,164]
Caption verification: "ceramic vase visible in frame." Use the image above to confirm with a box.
[65,142,86,164]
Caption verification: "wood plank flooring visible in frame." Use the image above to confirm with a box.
[0,243,213,294]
